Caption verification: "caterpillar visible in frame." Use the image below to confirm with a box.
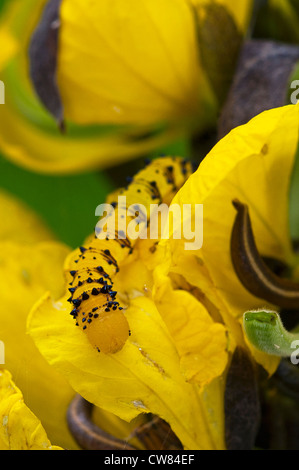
[66,157,195,354]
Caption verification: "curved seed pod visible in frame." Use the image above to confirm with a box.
[67,395,136,450]
[224,347,260,450]
[231,199,299,309]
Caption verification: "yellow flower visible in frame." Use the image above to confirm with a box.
[27,103,299,450]
[29,294,226,449]
[57,0,207,126]
[0,189,53,244]
[0,189,78,449]
[0,189,140,450]
[157,103,299,376]
[0,0,252,174]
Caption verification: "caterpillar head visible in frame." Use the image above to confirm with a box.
[82,307,130,354]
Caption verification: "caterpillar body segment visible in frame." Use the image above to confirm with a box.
[67,157,195,354]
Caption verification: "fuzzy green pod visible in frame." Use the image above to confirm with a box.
[243,310,299,360]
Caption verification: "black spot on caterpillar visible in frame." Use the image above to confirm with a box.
[67,157,195,354]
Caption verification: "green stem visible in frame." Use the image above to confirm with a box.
[243,310,299,358]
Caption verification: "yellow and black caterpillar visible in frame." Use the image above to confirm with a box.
[66,157,195,354]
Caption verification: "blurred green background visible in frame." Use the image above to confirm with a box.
[0,156,113,248]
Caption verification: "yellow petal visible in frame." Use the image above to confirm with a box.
[0,189,54,243]
[0,82,183,174]
[0,0,182,174]
[164,244,244,347]
[153,258,228,385]
[0,370,62,450]
[189,0,253,32]
[58,0,205,126]
[0,188,77,447]
[92,407,146,450]
[0,27,18,70]
[0,0,19,72]
[175,104,299,311]
[28,293,225,449]
[216,0,253,31]
[1,66,180,174]
[0,241,79,450]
